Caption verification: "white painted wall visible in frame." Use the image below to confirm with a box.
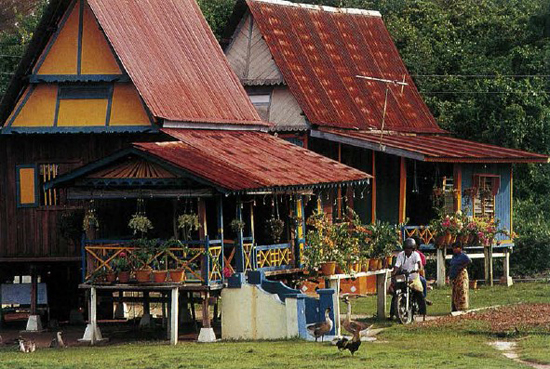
[221,283,299,340]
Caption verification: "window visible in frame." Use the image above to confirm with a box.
[16,165,38,208]
[39,164,59,207]
[247,92,271,121]
[472,174,500,218]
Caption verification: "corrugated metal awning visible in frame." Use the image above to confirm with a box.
[313,128,549,163]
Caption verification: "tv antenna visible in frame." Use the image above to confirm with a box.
[355,74,408,149]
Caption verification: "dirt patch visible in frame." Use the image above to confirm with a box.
[420,304,550,333]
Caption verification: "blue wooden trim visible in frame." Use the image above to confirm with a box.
[34,0,77,73]
[255,243,291,251]
[53,85,61,127]
[77,0,83,75]
[257,265,294,272]
[2,126,158,134]
[58,84,110,99]
[202,236,210,286]
[29,75,130,83]
[44,147,228,195]
[81,233,86,283]
[5,85,35,129]
[235,199,245,273]
[15,164,39,208]
[105,84,114,126]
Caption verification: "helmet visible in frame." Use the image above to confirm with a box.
[404,238,416,250]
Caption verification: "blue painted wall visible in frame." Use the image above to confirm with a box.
[461,163,512,242]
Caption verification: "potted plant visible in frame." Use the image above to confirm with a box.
[369,220,400,270]
[112,252,131,283]
[162,238,189,282]
[230,219,245,234]
[304,211,341,275]
[128,212,153,237]
[89,268,108,284]
[266,217,285,244]
[151,242,169,283]
[132,239,155,283]
[83,208,99,240]
[177,213,201,241]
[349,213,373,272]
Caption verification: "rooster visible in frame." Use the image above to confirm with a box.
[306,307,333,342]
[336,330,361,355]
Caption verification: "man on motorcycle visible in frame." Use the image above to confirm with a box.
[388,238,427,321]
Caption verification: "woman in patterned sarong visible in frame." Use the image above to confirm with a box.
[449,243,472,312]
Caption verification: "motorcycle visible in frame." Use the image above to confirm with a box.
[392,270,421,324]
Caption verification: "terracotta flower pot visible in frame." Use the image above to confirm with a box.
[135,269,151,283]
[369,258,378,271]
[385,256,393,269]
[361,259,370,272]
[335,264,345,274]
[152,271,168,283]
[444,231,453,246]
[106,271,116,283]
[118,271,130,284]
[320,261,336,276]
[170,269,185,283]
[435,234,446,248]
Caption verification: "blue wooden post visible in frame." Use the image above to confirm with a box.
[235,199,245,273]
[202,236,210,286]
[294,196,306,268]
[81,233,86,283]
[217,196,225,280]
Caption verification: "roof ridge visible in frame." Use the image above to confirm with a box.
[249,0,381,17]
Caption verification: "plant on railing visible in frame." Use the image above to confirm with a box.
[369,220,400,263]
[177,214,201,241]
[128,213,153,237]
[304,211,341,275]
[230,219,245,233]
[112,252,131,283]
[429,212,463,248]
[83,205,99,239]
[349,211,373,271]
[266,217,285,243]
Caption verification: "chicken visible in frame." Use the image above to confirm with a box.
[50,331,66,348]
[306,307,333,342]
[342,295,372,336]
[18,338,36,353]
[336,330,361,355]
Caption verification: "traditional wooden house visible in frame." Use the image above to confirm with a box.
[224,0,549,249]
[0,0,372,335]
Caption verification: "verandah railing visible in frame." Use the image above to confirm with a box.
[83,237,295,285]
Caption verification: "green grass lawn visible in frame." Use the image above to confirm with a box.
[0,282,548,369]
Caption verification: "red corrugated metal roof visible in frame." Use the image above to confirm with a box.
[130,129,371,192]
[87,0,266,126]
[316,128,549,163]
[246,0,445,133]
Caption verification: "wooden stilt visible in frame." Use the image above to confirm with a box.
[437,248,446,287]
[202,291,211,329]
[484,246,493,286]
[90,287,97,345]
[502,247,513,286]
[30,266,37,316]
[376,270,388,319]
[170,288,179,345]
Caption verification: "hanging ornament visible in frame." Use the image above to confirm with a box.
[253,198,257,207]
[412,160,420,194]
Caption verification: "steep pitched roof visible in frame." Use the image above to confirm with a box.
[246,0,445,133]
[1,0,266,128]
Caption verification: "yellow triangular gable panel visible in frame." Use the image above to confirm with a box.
[35,0,121,75]
[81,2,121,75]
[11,85,57,127]
[35,1,80,75]
[110,84,151,126]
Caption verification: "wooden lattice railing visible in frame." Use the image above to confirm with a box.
[83,238,224,285]
[255,243,293,271]
[401,226,436,245]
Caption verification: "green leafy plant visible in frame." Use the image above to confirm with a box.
[128,213,153,236]
[83,209,99,231]
[230,219,246,233]
[111,252,131,272]
[266,218,285,243]
[177,214,201,241]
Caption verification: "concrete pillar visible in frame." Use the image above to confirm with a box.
[436,248,446,287]
[376,270,388,319]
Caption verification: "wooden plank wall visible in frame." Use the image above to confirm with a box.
[0,134,158,259]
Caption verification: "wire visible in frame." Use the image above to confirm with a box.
[412,74,550,78]
[422,91,550,94]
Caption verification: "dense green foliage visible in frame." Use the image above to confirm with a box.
[1,0,550,272]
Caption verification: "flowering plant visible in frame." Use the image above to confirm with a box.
[111,252,131,272]
[177,214,201,241]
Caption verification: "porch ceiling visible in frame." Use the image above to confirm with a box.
[312,128,550,164]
